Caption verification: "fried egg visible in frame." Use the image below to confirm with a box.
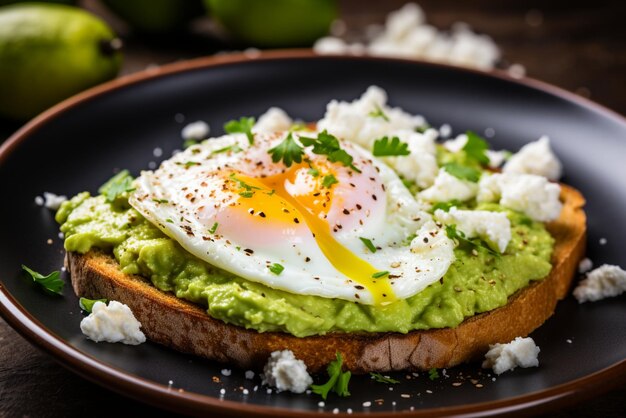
[130,131,454,305]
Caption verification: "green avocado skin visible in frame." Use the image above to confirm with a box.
[0,4,122,120]
[57,193,553,338]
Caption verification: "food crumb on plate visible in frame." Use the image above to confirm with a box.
[221,369,232,376]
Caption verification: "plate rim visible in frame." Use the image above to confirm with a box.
[0,50,625,417]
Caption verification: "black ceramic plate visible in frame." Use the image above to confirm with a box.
[1,52,625,417]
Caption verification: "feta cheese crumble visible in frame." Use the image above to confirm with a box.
[36,192,68,210]
[317,85,426,150]
[435,207,511,253]
[482,337,540,375]
[261,350,313,394]
[254,107,293,133]
[578,258,593,274]
[181,121,210,140]
[80,301,146,345]
[503,136,563,180]
[477,172,562,222]
[419,169,478,203]
[573,264,626,303]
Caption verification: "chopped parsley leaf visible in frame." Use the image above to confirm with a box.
[368,104,390,122]
[372,136,410,157]
[209,222,219,234]
[464,131,490,165]
[183,139,198,148]
[322,174,338,188]
[268,263,284,275]
[98,170,135,203]
[431,200,463,213]
[370,372,400,384]
[229,173,261,196]
[79,297,107,313]
[415,124,431,133]
[428,368,439,380]
[224,116,255,144]
[445,224,500,256]
[268,133,304,167]
[308,167,320,177]
[372,270,389,278]
[21,265,64,295]
[299,130,361,173]
[359,237,377,253]
[212,144,243,155]
[442,162,481,183]
[311,352,351,400]
[239,191,254,198]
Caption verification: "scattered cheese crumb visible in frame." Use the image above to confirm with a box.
[181,121,210,140]
[573,264,626,303]
[242,388,249,395]
[362,401,372,407]
[439,123,452,138]
[254,107,293,133]
[482,336,540,375]
[503,136,562,180]
[220,388,226,395]
[333,408,339,414]
[578,258,594,274]
[221,369,232,377]
[318,401,325,408]
[566,339,573,344]
[261,350,313,394]
[347,408,353,414]
[599,238,608,245]
[34,196,44,206]
[37,192,67,210]
[244,370,255,380]
[80,301,145,345]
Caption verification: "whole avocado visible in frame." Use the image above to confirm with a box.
[205,0,337,47]
[102,0,204,34]
[0,3,122,120]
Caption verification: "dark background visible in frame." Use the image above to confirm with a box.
[1,0,624,416]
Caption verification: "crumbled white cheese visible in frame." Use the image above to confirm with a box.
[442,134,467,153]
[435,207,511,252]
[573,264,626,303]
[439,123,452,138]
[485,149,508,168]
[261,350,313,394]
[482,337,540,375]
[477,172,562,222]
[181,120,210,140]
[254,107,293,133]
[578,258,594,274]
[221,369,232,376]
[37,192,67,210]
[409,219,456,257]
[419,169,478,203]
[244,370,255,380]
[503,136,562,180]
[383,128,439,188]
[80,301,146,345]
[317,85,426,150]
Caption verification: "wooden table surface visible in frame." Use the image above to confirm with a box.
[1,0,624,416]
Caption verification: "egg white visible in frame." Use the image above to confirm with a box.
[129,132,454,304]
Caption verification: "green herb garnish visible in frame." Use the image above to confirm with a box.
[212,144,243,155]
[428,368,439,381]
[368,104,390,122]
[372,271,389,278]
[224,116,255,145]
[415,124,431,133]
[152,198,169,204]
[322,174,338,188]
[79,297,107,313]
[229,173,260,198]
[445,224,500,256]
[311,352,351,400]
[268,263,284,275]
[372,136,410,157]
[98,170,135,203]
[463,131,490,165]
[442,162,481,183]
[299,130,361,173]
[21,265,64,295]
[268,133,304,167]
[359,237,377,253]
[308,167,320,177]
[209,222,219,234]
[431,200,462,213]
[370,372,400,384]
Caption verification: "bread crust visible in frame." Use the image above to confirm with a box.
[66,185,586,374]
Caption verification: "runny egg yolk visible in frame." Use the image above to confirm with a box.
[228,164,396,305]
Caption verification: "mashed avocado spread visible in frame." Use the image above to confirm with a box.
[57,189,553,338]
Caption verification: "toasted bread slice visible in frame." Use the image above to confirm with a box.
[65,184,585,374]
